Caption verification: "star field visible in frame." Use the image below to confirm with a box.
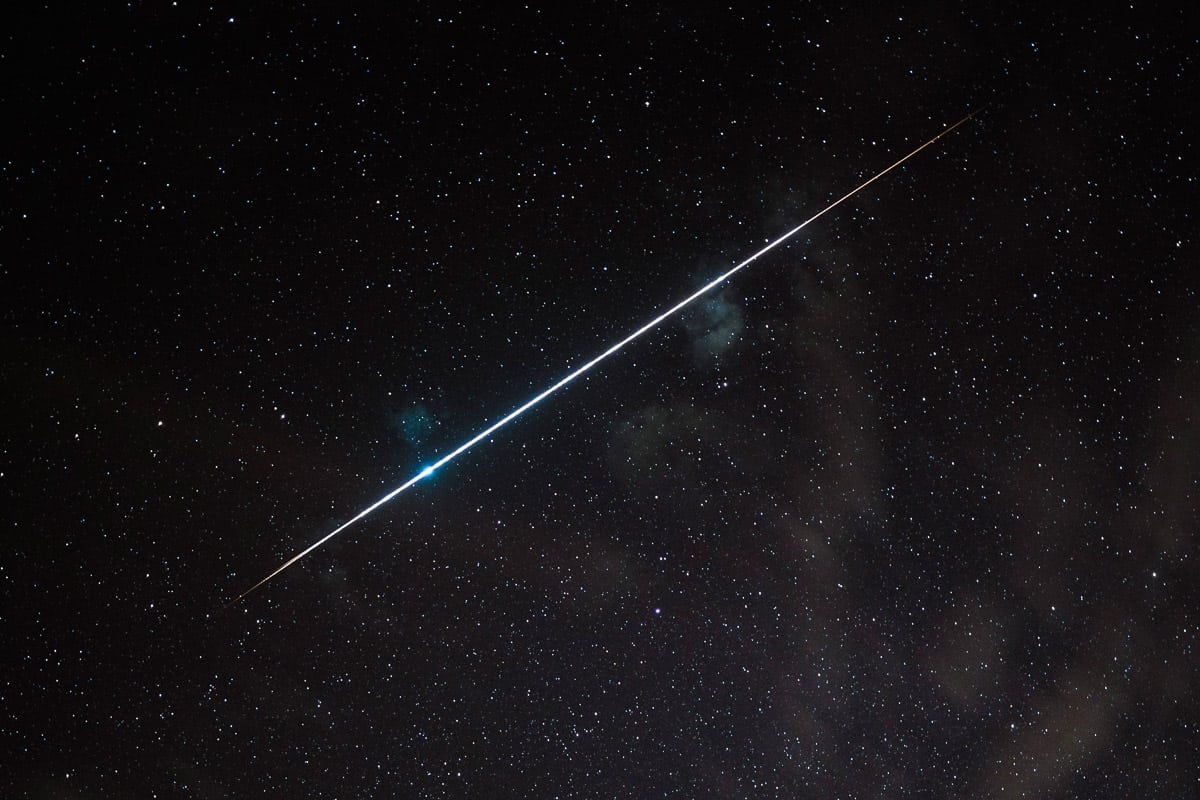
[3,3,1197,797]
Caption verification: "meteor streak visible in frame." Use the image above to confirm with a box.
[231,111,977,605]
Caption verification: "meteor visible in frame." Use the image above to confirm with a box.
[231,111,978,605]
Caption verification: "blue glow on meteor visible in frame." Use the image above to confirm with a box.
[231,112,977,605]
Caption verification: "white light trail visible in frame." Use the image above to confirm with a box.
[231,111,977,605]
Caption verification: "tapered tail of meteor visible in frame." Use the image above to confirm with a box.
[230,111,978,606]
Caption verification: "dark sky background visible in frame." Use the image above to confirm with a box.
[4,3,1198,798]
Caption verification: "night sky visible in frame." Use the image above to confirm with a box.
[4,3,1198,798]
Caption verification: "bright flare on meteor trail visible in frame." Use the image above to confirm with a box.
[231,112,978,605]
